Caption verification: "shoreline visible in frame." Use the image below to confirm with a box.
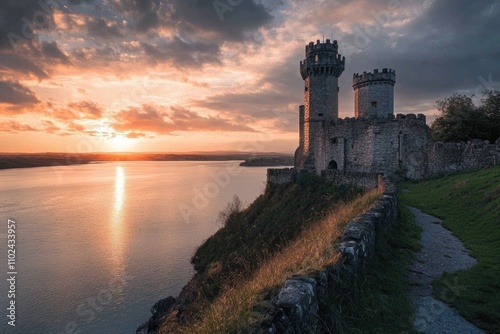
[0,153,293,171]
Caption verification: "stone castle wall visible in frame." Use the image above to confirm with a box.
[324,113,429,179]
[252,177,398,333]
[290,111,498,182]
[322,170,380,189]
[427,139,500,177]
[267,168,380,190]
[267,168,298,185]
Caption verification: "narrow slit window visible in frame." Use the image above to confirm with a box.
[371,101,377,108]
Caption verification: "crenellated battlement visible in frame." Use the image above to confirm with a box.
[305,39,338,55]
[329,113,426,125]
[300,39,345,80]
[352,68,396,89]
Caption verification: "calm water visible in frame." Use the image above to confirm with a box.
[0,161,268,334]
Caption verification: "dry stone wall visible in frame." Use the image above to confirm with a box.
[427,138,500,178]
[251,177,398,333]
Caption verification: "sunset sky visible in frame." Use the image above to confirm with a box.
[0,0,499,153]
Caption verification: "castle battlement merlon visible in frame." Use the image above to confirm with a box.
[300,39,345,80]
[329,113,426,125]
[352,68,396,89]
[305,39,338,54]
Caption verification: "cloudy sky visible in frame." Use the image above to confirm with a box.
[0,0,499,153]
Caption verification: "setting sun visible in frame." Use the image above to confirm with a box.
[109,134,133,151]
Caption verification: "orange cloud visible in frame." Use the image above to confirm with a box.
[67,101,103,119]
[0,121,38,133]
[112,104,255,135]
[47,100,104,121]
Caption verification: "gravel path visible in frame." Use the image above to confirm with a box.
[408,206,485,334]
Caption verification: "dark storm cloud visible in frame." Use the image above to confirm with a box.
[84,16,124,38]
[0,53,49,79]
[110,0,272,38]
[41,41,70,62]
[111,0,163,32]
[103,0,273,66]
[141,37,221,67]
[0,0,96,49]
[0,80,39,106]
[340,0,500,108]
[171,0,272,40]
[0,0,54,50]
[0,0,274,74]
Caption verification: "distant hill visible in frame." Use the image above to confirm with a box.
[0,152,293,170]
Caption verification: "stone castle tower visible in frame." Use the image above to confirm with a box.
[295,40,426,178]
[295,39,345,170]
[353,69,396,118]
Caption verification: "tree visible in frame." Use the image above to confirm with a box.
[481,90,500,141]
[218,195,242,226]
[431,91,500,143]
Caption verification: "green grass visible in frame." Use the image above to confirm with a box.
[399,166,500,333]
[330,204,422,334]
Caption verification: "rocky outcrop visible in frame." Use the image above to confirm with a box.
[136,297,175,334]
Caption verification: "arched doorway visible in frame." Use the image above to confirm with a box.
[328,160,338,170]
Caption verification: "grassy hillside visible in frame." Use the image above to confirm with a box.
[399,166,500,333]
[159,175,382,333]
[191,174,364,300]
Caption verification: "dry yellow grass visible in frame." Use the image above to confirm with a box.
[162,188,382,334]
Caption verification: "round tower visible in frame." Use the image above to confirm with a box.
[353,68,396,118]
[296,39,345,171]
[300,39,345,121]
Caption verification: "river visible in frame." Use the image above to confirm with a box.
[0,161,268,333]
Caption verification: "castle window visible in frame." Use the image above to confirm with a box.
[305,86,308,92]
[328,160,338,170]
[318,113,324,117]
[371,101,378,108]
[331,138,338,144]
[315,54,319,62]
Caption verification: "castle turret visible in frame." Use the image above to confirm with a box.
[296,39,345,171]
[353,68,396,119]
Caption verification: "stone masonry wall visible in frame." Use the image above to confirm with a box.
[353,69,395,119]
[325,114,428,179]
[267,168,298,184]
[322,169,379,189]
[251,177,398,333]
[267,168,380,190]
[426,138,500,178]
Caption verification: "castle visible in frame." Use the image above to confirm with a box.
[269,39,499,184]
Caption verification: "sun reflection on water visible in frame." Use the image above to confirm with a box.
[109,166,127,300]
[114,166,125,212]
